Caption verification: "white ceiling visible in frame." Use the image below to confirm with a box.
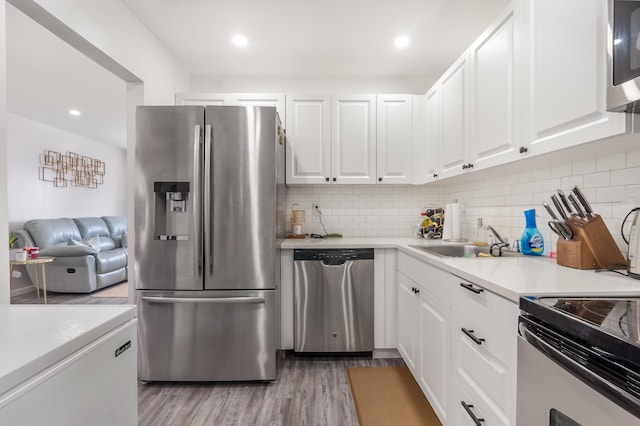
[6,0,510,149]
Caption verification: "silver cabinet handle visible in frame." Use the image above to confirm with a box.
[142,296,265,304]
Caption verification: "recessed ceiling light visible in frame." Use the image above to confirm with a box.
[69,109,81,116]
[232,34,248,47]
[394,36,410,49]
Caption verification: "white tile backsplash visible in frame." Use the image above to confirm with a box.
[285,149,640,253]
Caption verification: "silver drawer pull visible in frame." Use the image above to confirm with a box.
[461,327,485,345]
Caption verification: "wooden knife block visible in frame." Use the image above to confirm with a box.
[556,215,626,270]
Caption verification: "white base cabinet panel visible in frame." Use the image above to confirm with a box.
[396,251,518,426]
[0,321,137,426]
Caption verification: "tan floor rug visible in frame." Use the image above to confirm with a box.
[90,282,128,298]
[347,366,441,426]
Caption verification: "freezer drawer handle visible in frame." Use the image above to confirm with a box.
[142,296,265,304]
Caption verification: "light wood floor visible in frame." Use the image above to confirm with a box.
[12,287,403,425]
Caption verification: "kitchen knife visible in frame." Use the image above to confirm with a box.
[572,185,595,217]
[550,194,568,220]
[542,202,560,221]
[557,190,575,216]
[568,193,586,218]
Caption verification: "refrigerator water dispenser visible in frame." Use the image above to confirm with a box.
[154,181,190,240]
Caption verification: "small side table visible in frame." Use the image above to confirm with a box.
[10,256,55,304]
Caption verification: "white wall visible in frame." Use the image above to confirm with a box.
[29,0,190,104]
[6,114,127,226]
[0,2,9,303]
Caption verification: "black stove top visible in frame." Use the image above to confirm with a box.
[520,296,640,368]
[540,298,640,344]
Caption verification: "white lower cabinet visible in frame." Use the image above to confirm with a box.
[417,285,451,423]
[396,251,518,426]
[396,271,419,372]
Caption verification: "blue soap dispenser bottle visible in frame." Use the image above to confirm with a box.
[521,209,544,256]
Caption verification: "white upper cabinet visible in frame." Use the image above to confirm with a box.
[376,95,414,184]
[521,0,625,155]
[469,1,522,170]
[285,95,332,185]
[439,52,471,179]
[423,88,441,183]
[175,93,230,106]
[332,95,377,184]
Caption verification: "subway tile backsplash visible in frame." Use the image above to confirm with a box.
[285,149,640,254]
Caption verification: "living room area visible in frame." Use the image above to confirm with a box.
[6,4,129,305]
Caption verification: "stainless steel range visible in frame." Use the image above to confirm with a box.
[517,296,640,425]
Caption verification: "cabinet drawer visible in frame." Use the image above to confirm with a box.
[452,380,509,426]
[452,278,518,363]
[452,314,516,421]
[397,252,451,305]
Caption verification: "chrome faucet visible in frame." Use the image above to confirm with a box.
[486,225,508,245]
[486,225,509,256]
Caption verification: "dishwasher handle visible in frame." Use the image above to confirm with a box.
[322,257,348,266]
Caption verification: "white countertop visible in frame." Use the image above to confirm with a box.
[0,305,136,395]
[282,237,640,302]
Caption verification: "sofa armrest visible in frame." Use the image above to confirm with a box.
[40,242,97,257]
[14,229,35,248]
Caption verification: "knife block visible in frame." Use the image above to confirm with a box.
[557,215,626,270]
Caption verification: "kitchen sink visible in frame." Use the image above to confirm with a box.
[409,244,522,258]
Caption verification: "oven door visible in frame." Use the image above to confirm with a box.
[608,0,640,111]
[516,321,640,425]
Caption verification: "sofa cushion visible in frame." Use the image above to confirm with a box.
[24,218,81,249]
[74,217,119,251]
[102,216,127,239]
[95,248,127,274]
[40,240,97,257]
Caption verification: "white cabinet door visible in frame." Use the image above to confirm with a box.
[376,95,413,184]
[439,52,470,179]
[469,2,522,170]
[228,93,286,126]
[522,0,625,155]
[417,287,451,425]
[175,93,230,106]
[285,95,332,184]
[332,95,377,184]
[423,87,441,182]
[396,271,418,372]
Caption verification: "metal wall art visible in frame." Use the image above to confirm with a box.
[39,150,106,189]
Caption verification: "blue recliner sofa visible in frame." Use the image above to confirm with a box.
[14,216,128,293]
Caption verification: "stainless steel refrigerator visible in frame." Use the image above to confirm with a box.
[134,105,286,382]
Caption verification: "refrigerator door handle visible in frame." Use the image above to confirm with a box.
[142,296,266,305]
[193,124,202,276]
[204,124,213,276]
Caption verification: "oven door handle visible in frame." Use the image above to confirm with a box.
[521,325,640,417]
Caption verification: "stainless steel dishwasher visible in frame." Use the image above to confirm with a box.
[293,248,374,353]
